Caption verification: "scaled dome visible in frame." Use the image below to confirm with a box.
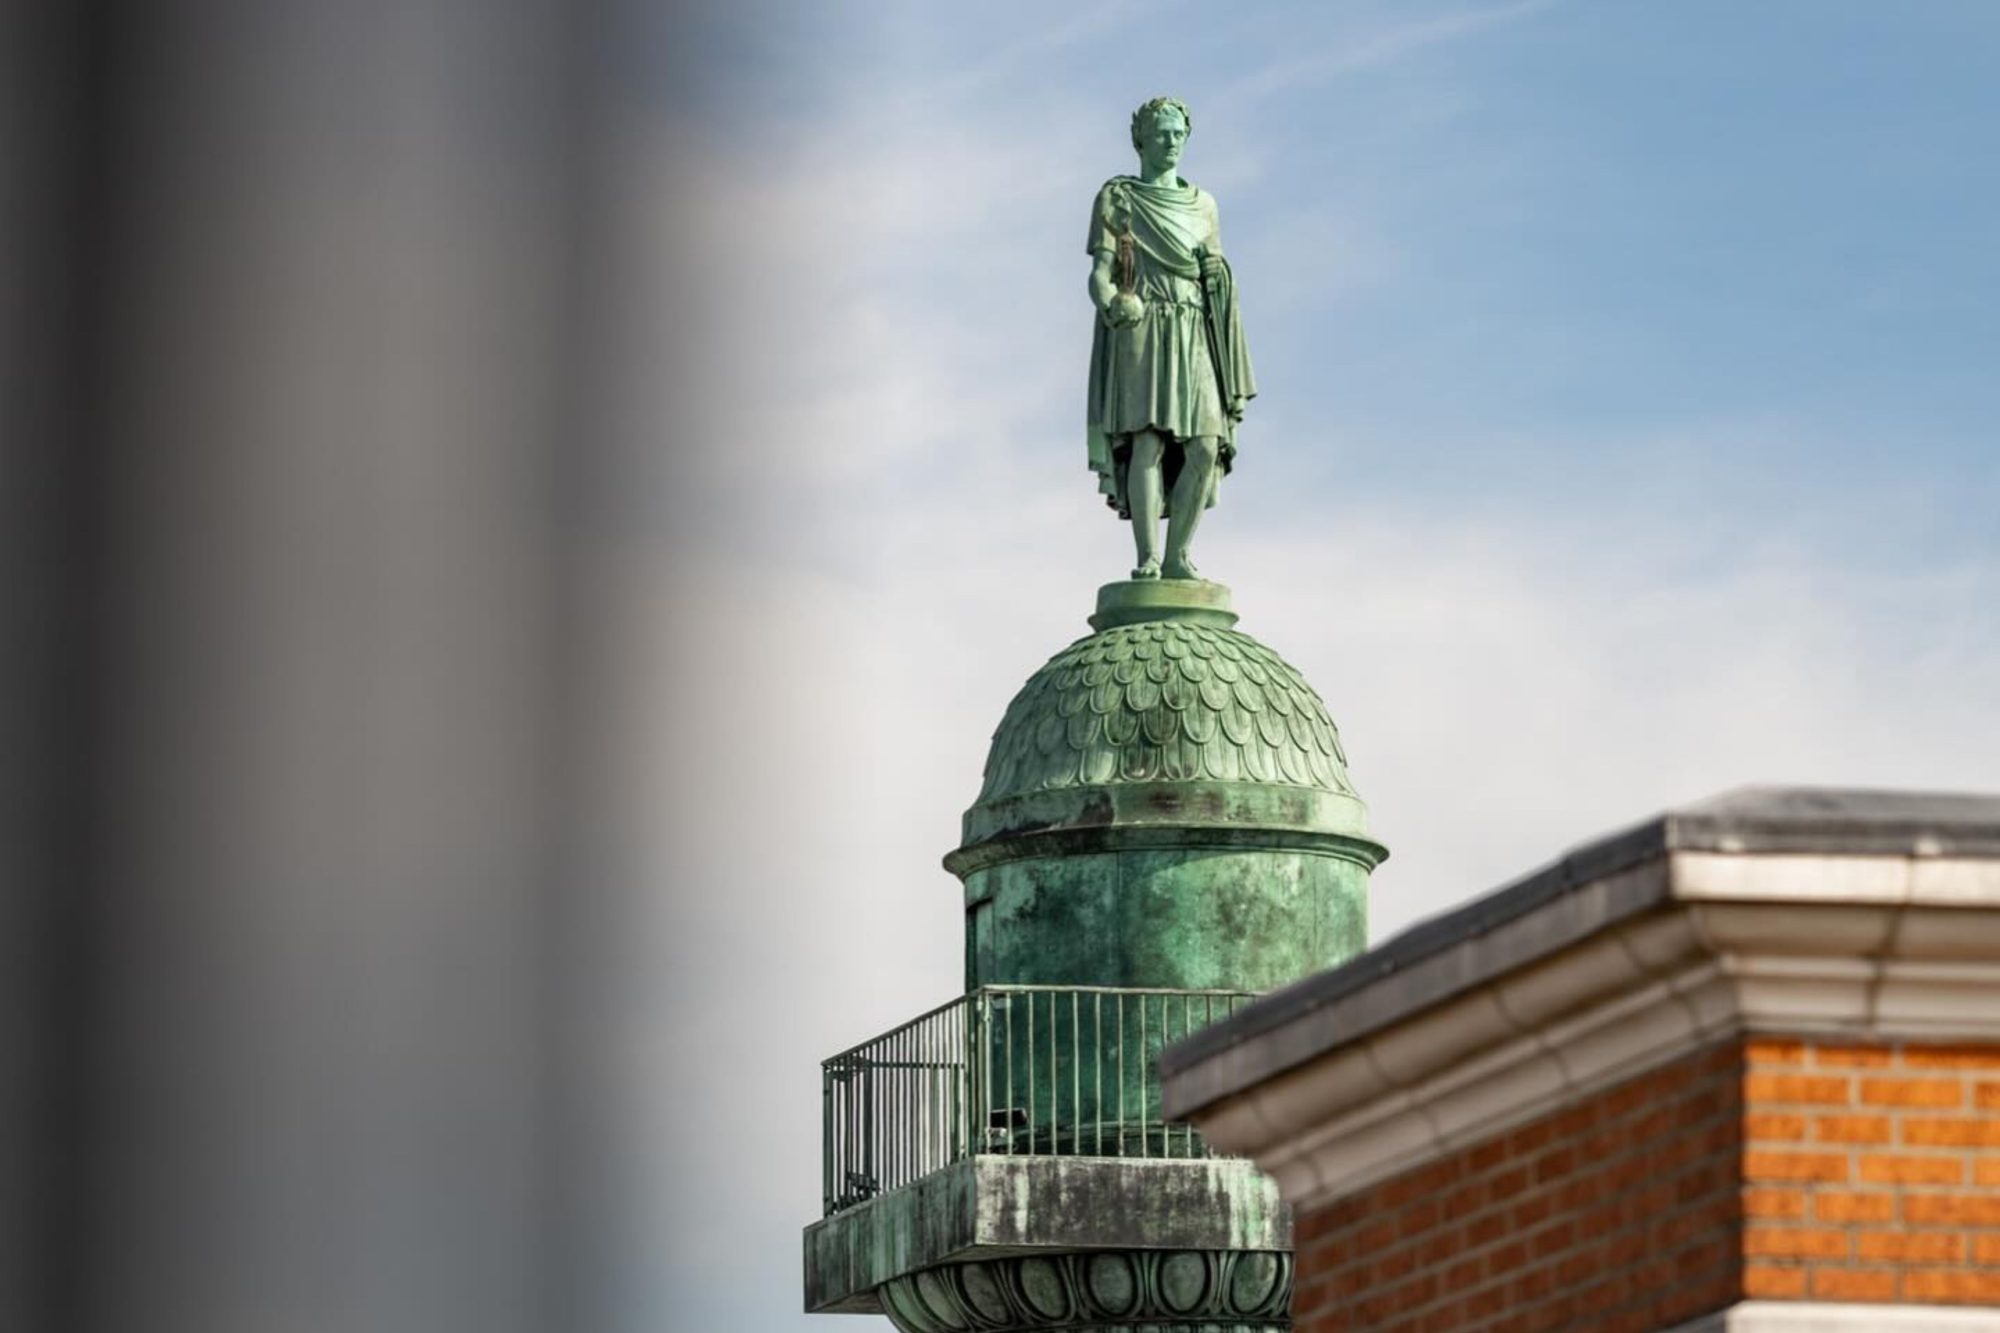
[978,617,1358,805]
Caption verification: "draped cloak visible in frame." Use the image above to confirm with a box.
[1085,176,1257,518]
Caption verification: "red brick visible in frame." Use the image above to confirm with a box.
[1812,1190,1894,1223]
[1813,1114,1892,1144]
[1463,1211,1506,1249]
[1510,1190,1553,1229]
[1745,1038,1807,1066]
[1815,1045,1893,1068]
[1859,1153,1962,1185]
[1903,1044,2000,1070]
[1857,1230,1963,1263]
[1745,1112,1806,1141]
[1743,1264,1807,1299]
[1552,1248,1597,1288]
[1743,1226,1849,1259]
[1745,1073,1849,1104]
[1531,1218,1576,1257]
[1439,1255,1483,1291]
[1903,1116,2000,1147]
[1395,1198,1439,1240]
[1744,1150,1848,1183]
[1356,1218,1397,1252]
[1904,1194,2000,1226]
[1483,1239,1528,1278]
[1505,1120,1553,1155]
[1860,1077,1964,1108]
[1905,1271,2000,1302]
[1531,1145,1576,1183]
[1811,1269,1897,1302]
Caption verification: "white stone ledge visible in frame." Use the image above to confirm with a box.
[1669,1302,2000,1332]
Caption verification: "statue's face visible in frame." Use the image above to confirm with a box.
[1136,108,1188,176]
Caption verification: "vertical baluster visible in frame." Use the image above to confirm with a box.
[1004,992,1015,1156]
[1093,992,1103,1156]
[980,984,988,1152]
[1203,995,1216,1156]
[981,992,993,1158]
[1182,993,1194,1158]
[956,992,964,1160]
[1049,990,1059,1155]
[1028,991,1039,1155]
[896,1026,905,1191]
[1070,991,1080,1158]
[1116,993,1126,1156]
[1138,993,1149,1159]
[903,1022,912,1187]
[860,1052,872,1204]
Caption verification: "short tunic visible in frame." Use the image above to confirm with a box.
[1086,176,1229,442]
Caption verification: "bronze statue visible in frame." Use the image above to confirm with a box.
[1086,96,1256,582]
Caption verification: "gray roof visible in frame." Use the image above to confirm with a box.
[1160,785,2000,1081]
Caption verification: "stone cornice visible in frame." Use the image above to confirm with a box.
[1161,809,2000,1208]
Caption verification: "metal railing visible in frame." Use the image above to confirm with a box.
[821,985,1255,1214]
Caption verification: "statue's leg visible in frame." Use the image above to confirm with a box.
[1162,435,1219,581]
[1128,431,1163,579]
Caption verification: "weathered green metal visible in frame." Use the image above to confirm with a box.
[947,579,1385,996]
[1087,96,1256,581]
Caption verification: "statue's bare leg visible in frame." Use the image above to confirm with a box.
[1162,435,1219,581]
[1128,430,1164,579]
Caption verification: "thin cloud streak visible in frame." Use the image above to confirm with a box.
[1217,0,1558,105]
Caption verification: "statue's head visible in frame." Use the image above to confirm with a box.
[1130,96,1192,175]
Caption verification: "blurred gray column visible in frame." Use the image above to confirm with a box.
[4,2,604,1330]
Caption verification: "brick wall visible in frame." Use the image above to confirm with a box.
[1292,1035,2000,1332]
[1741,1037,2000,1306]
[1292,1041,1743,1333]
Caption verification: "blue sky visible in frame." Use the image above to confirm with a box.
[592,4,2000,1328]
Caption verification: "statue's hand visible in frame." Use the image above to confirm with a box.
[1102,292,1145,329]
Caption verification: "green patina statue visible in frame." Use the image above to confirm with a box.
[1087,96,1256,583]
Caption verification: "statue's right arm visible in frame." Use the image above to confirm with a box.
[1088,249,1117,314]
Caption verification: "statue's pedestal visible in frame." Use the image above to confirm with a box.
[1090,578,1238,631]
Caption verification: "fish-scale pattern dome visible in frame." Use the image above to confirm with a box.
[977,618,1356,804]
